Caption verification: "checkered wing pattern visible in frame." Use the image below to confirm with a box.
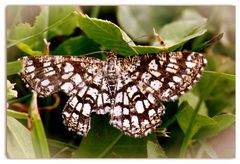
[110,52,207,137]
[19,52,207,137]
[20,56,111,135]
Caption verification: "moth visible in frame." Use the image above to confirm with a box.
[19,51,207,137]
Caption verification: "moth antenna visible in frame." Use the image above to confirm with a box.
[81,50,108,56]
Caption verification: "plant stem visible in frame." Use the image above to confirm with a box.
[30,92,50,158]
[179,74,220,158]
[179,98,203,158]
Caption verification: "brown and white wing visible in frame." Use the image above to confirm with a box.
[109,52,207,137]
[20,55,111,136]
[62,71,112,136]
[146,52,207,101]
[20,56,102,97]
[110,75,165,137]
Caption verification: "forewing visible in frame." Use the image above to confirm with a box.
[19,56,103,97]
[124,52,207,102]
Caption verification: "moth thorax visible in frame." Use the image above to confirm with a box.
[106,56,118,98]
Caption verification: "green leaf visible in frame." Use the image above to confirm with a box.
[47,138,78,157]
[198,71,235,116]
[7,6,78,51]
[194,114,235,139]
[47,6,79,39]
[105,136,148,158]
[73,114,159,158]
[197,71,220,100]
[105,134,163,158]
[178,94,234,157]
[77,12,174,55]
[205,53,235,75]
[117,6,179,42]
[78,12,137,56]
[7,116,35,158]
[8,6,49,51]
[179,92,208,116]
[157,10,207,49]
[212,114,235,132]
[7,60,23,76]
[8,94,32,104]
[7,80,18,100]
[132,45,179,54]
[72,114,123,158]
[204,71,235,81]
[192,33,224,52]
[48,138,78,150]
[78,11,207,56]
[176,104,235,141]
[30,92,50,158]
[7,109,29,120]
[52,35,101,57]
[176,103,218,138]
[193,123,219,140]
[147,140,167,158]
[16,42,43,56]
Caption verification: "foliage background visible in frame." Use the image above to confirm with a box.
[6,6,235,158]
